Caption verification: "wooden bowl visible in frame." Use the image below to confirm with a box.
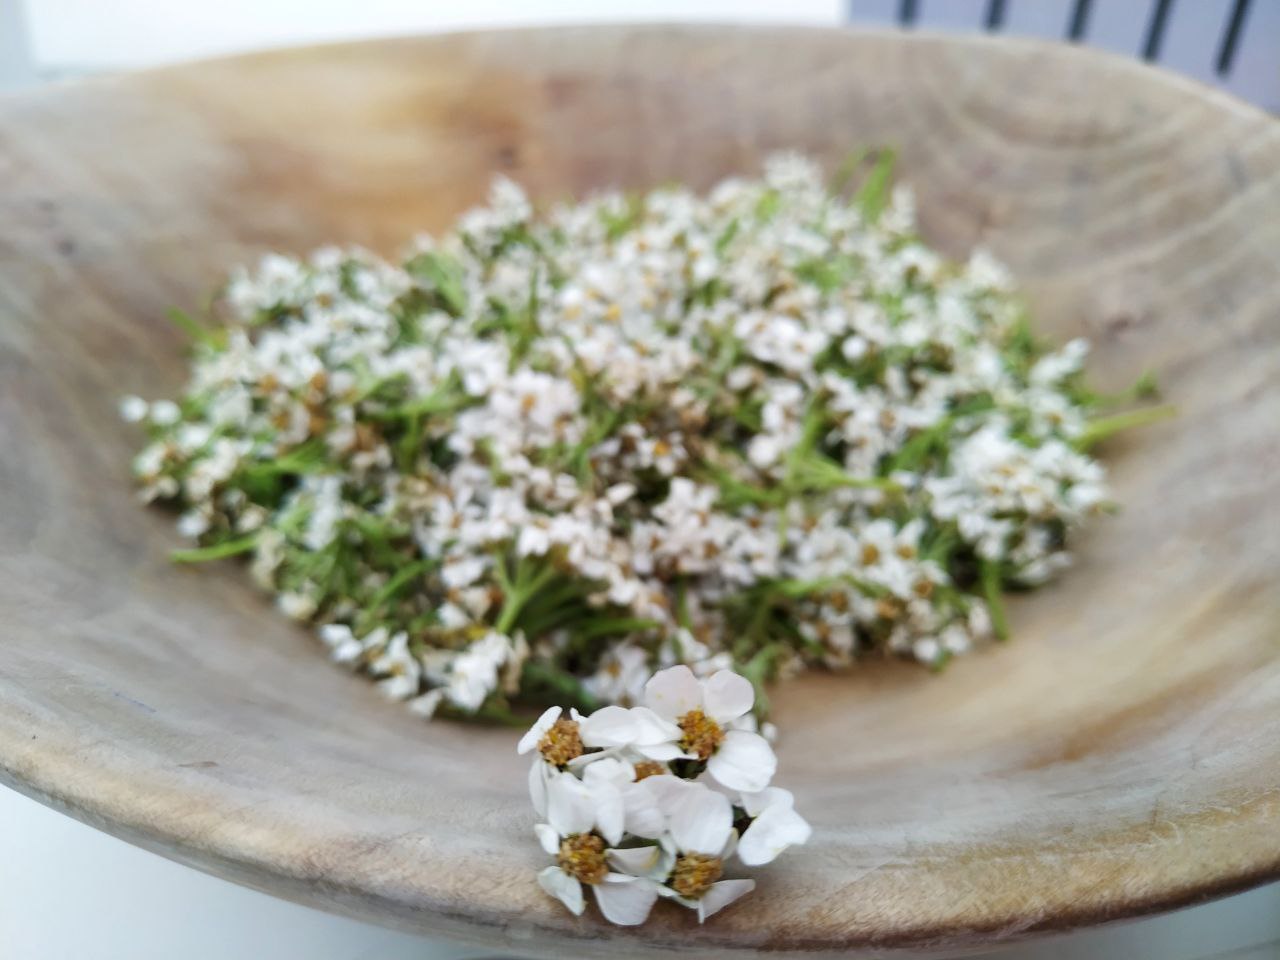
[2,25,1278,958]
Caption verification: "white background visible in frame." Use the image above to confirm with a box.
[2,1,1278,957]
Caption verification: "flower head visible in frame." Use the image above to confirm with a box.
[524,669,803,927]
[644,666,777,792]
[533,772,662,925]
[642,776,757,922]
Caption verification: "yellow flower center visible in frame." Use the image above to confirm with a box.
[672,853,723,898]
[538,718,584,766]
[875,596,902,621]
[558,833,608,885]
[677,709,724,761]
[633,760,666,780]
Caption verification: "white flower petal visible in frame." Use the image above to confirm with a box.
[720,828,738,862]
[669,781,733,855]
[534,822,561,856]
[737,804,812,866]
[592,876,659,926]
[528,759,550,818]
[566,746,620,770]
[579,705,638,748]
[738,786,794,819]
[634,773,691,814]
[581,756,635,788]
[707,730,777,793]
[537,866,585,917]
[546,772,597,838]
[643,665,703,720]
[697,879,755,922]
[606,844,669,879]
[594,782,626,847]
[701,670,755,724]
[518,706,560,755]
[407,689,443,718]
[377,673,418,701]
[627,706,683,745]
[635,741,690,762]
[621,784,667,840]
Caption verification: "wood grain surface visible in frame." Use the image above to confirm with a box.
[0,26,1278,959]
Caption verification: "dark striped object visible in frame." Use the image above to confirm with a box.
[871,0,1255,77]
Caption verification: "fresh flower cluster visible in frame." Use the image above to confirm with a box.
[124,152,1162,721]
[520,666,809,925]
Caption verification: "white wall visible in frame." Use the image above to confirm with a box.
[0,0,35,87]
[20,0,842,72]
[7,0,1276,109]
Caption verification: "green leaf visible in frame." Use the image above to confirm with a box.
[406,250,468,316]
[714,217,740,255]
[166,308,220,348]
[369,374,465,421]
[793,256,854,293]
[240,439,328,477]
[754,188,782,222]
[767,577,843,599]
[601,194,644,241]
[856,149,897,223]
[829,147,869,195]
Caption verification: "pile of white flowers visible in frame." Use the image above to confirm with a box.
[521,665,809,925]
[125,152,1157,722]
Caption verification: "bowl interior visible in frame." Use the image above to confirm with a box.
[2,26,1279,958]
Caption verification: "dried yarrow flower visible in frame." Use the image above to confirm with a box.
[126,152,1166,722]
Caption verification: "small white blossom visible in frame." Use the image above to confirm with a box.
[444,632,512,711]
[370,631,419,701]
[175,510,210,540]
[277,591,317,621]
[119,395,150,423]
[318,623,363,666]
[149,399,181,425]
[644,667,777,793]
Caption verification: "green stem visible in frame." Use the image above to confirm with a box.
[242,440,326,477]
[368,558,434,611]
[1074,404,1176,450]
[171,534,259,564]
[856,148,897,223]
[166,308,220,348]
[521,660,600,712]
[674,578,693,632]
[829,147,869,196]
[572,618,661,641]
[979,560,1009,642]
[493,556,559,634]
[1086,371,1160,408]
